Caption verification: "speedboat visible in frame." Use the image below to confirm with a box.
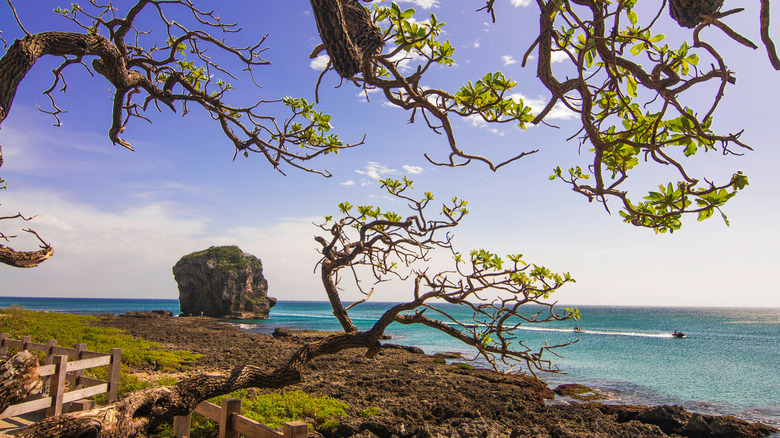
[672,331,686,338]
[573,327,584,333]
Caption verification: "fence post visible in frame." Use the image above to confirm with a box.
[219,398,241,438]
[42,340,57,392]
[69,343,87,389]
[173,413,191,438]
[283,421,308,438]
[44,340,57,364]
[0,333,8,356]
[46,355,68,417]
[21,336,31,352]
[106,348,121,403]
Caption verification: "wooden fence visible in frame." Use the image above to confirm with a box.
[173,398,308,438]
[0,334,121,419]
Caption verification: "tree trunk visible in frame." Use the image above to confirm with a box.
[308,0,383,78]
[0,245,54,268]
[0,351,39,414]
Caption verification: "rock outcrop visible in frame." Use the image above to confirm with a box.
[172,246,276,319]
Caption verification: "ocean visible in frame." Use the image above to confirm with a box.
[1,297,778,430]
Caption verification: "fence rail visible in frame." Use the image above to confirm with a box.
[173,398,308,438]
[0,333,121,419]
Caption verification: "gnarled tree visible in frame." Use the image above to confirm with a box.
[0,0,361,268]
[2,0,773,265]
[309,0,774,232]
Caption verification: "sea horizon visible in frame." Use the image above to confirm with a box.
[1,295,778,310]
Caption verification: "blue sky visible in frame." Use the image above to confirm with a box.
[1,0,779,308]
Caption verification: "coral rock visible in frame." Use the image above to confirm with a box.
[173,245,276,319]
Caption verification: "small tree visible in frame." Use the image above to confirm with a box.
[316,177,578,372]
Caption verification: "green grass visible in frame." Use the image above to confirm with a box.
[171,389,348,437]
[358,406,379,417]
[0,306,200,397]
[453,362,474,370]
[553,383,602,401]
[217,389,347,430]
[178,245,257,272]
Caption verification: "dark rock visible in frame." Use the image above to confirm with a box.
[684,413,713,436]
[636,405,691,434]
[432,351,464,359]
[554,383,603,401]
[120,310,172,318]
[596,404,778,438]
[706,415,779,438]
[272,328,344,341]
[173,245,276,319]
[272,328,392,343]
[379,343,423,354]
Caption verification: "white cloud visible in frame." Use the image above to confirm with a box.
[551,51,569,63]
[0,191,212,298]
[402,165,424,174]
[356,162,396,180]
[501,55,517,66]
[357,87,381,103]
[208,219,325,300]
[0,189,331,300]
[340,180,356,186]
[465,115,501,135]
[473,40,481,49]
[309,54,330,71]
[396,0,439,9]
[389,50,427,74]
[512,93,577,121]
[510,0,532,6]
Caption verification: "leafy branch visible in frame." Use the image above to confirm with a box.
[316,178,577,373]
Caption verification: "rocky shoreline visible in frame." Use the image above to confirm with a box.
[94,313,778,438]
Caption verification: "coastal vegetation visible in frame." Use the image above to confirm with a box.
[178,246,258,274]
[0,308,348,434]
[1,0,778,436]
[0,307,198,396]
[178,390,348,437]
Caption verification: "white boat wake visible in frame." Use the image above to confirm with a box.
[517,326,676,338]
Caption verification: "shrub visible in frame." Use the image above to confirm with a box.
[184,389,349,437]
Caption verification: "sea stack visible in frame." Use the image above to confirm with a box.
[172,245,276,319]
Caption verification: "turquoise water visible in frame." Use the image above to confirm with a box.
[2,297,778,429]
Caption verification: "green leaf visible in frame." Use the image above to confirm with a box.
[628,9,638,25]
[650,34,665,43]
[626,75,638,97]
